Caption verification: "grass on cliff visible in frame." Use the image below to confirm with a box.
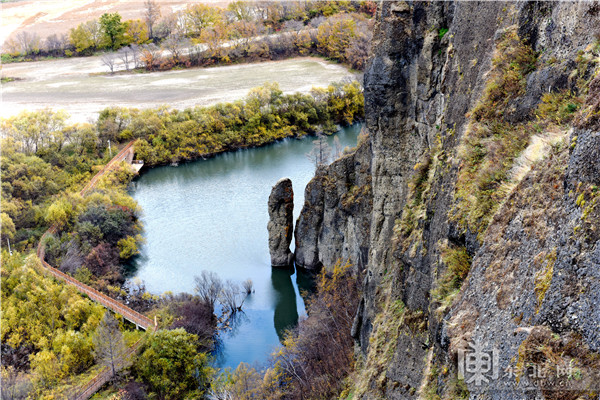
[393,133,446,257]
[431,243,472,315]
[421,362,469,400]
[534,248,557,312]
[452,29,599,242]
[348,272,427,399]
[451,28,539,239]
[516,326,600,400]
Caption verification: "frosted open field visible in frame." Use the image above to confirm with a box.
[1,57,356,122]
[1,0,229,45]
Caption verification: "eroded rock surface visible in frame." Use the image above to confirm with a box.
[267,178,294,267]
[294,138,372,271]
[294,1,600,399]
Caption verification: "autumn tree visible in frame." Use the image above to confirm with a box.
[294,29,314,55]
[227,1,255,22]
[270,261,360,399]
[101,52,118,73]
[69,19,103,54]
[117,46,133,71]
[1,253,105,378]
[45,198,73,228]
[167,294,216,347]
[316,13,357,60]
[44,33,68,55]
[211,261,361,400]
[210,362,262,399]
[93,312,127,377]
[30,350,62,388]
[331,135,343,159]
[1,212,16,242]
[1,109,68,154]
[100,13,127,50]
[124,19,149,45]
[194,270,223,311]
[140,43,162,70]
[97,107,132,142]
[345,20,373,70]
[253,1,284,28]
[0,366,33,400]
[281,1,308,21]
[200,24,228,61]
[162,34,189,64]
[136,329,211,399]
[129,44,142,68]
[15,31,41,55]
[283,19,304,33]
[220,280,243,314]
[153,12,184,39]
[230,20,264,56]
[184,3,221,38]
[242,278,253,294]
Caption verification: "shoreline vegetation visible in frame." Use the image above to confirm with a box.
[1,80,364,398]
[2,1,375,72]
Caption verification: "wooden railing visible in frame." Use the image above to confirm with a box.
[80,141,136,196]
[36,251,155,330]
[36,140,156,399]
[70,337,146,400]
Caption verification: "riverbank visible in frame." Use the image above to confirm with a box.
[106,80,364,166]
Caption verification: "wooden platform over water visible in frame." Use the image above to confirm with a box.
[131,160,144,173]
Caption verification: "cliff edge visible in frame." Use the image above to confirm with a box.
[295,2,600,399]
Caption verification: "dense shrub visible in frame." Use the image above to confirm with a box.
[134,329,212,399]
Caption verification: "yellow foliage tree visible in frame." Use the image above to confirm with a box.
[124,19,149,45]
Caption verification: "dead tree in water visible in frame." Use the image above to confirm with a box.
[306,134,331,169]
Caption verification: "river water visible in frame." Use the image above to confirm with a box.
[128,124,361,368]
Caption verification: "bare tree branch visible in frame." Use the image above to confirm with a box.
[92,312,126,378]
[101,52,117,74]
[144,0,161,40]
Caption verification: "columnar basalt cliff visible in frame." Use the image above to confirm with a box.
[295,1,600,399]
[267,178,294,267]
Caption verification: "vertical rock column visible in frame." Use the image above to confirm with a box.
[267,178,294,267]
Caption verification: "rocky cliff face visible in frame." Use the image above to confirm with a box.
[294,137,372,270]
[267,178,294,267]
[295,1,600,399]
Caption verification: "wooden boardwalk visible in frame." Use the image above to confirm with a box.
[36,141,155,399]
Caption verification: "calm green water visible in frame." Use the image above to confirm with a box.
[128,124,361,368]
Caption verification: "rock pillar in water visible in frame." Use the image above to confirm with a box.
[267,178,294,267]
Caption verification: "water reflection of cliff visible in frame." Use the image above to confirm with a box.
[271,267,298,341]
